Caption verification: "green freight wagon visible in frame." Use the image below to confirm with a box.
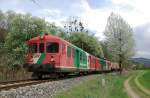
[71,44,88,71]
[100,59,107,71]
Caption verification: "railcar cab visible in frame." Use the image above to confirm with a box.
[27,33,60,73]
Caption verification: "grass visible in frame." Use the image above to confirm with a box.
[138,70,150,90]
[129,70,150,98]
[55,73,129,98]
[129,75,149,98]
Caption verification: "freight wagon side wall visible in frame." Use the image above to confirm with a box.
[72,45,89,71]
[100,59,107,71]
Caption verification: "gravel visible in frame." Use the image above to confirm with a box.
[0,75,96,98]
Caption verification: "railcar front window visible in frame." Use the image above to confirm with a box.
[30,44,37,53]
[47,42,59,53]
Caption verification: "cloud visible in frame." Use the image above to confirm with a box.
[110,0,150,26]
[134,23,150,58]
[35,9,62,19]
[0,0,150,58]
[78,0,110,40]
[34,8,67,27]
[135,51,150,59]
[78,0,150,58]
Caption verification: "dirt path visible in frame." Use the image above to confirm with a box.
[135,71,150,95]
[124,76,140,98]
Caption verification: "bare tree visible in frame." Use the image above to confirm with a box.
[104,12,135,74]
[63,16,85,33]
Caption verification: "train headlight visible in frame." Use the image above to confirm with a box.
[50,58,54,62]
[51,56,54,61]
[49,56,55,64]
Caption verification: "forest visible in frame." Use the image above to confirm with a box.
[0,10,136,74]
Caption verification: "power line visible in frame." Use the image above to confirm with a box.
[30,0,42,8]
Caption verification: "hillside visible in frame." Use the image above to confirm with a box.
[132,58,150,67]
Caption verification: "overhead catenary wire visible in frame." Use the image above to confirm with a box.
[30,0,42,8]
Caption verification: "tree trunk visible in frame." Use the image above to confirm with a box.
[119,54,122,74]
[119,61,122,74]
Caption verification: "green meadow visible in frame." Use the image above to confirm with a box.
[55,70,150,98]
[55,73,129,98]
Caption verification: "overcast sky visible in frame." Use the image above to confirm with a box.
[0,0,150,58]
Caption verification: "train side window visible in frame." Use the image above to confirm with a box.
[93,58,95,64]
[72,48,74,57]
[80,52,82,61]
[93,58,94,64]
[83,53,87,61]
[47,42,59,53]
[62,44,66,54]
[67,46,71,57]
[80,52,84,61]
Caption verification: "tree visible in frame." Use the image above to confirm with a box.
[4,13,49,66]
[0,10,8,43]
[45,22,62,35]
[69,32,103,58]
[0,10,63,68]
[5,13,47,50]
[63,16,86,35]
[101,41,110,59]
[104,12,135,73]
[62,16,103,57]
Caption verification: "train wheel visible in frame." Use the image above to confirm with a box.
[37,73,43,79]
[32,72,43,79]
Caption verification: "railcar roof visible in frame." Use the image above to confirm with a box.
[29,34,88,53]
[28,34,61,42]
[28,34,105,60]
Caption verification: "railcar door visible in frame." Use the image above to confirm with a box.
[66,46,72,66]
[45,42,60,66]
[74,49,79,68]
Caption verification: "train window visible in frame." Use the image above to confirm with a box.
[39,43,44,53]
[67,46,71,57]
[80,53,82,61]
[80,53,87,62]
[92,58,95,64]
[83,53,86,61]
[73,49,76,58]
[62,44,66,54]
[47,42,59,53]
[72,48,74,57]
[30,44,37,53]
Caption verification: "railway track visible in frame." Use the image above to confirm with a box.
[0,79,51,91]
[0,74,86,91]
[0,75,77,91]
[0,71,116,91]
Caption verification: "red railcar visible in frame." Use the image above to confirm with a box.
[25,33,114,78]
[27,34,76,76]
[88,55,101,71]
[95,57,101,71]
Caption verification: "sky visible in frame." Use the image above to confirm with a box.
[0,0,150,59]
